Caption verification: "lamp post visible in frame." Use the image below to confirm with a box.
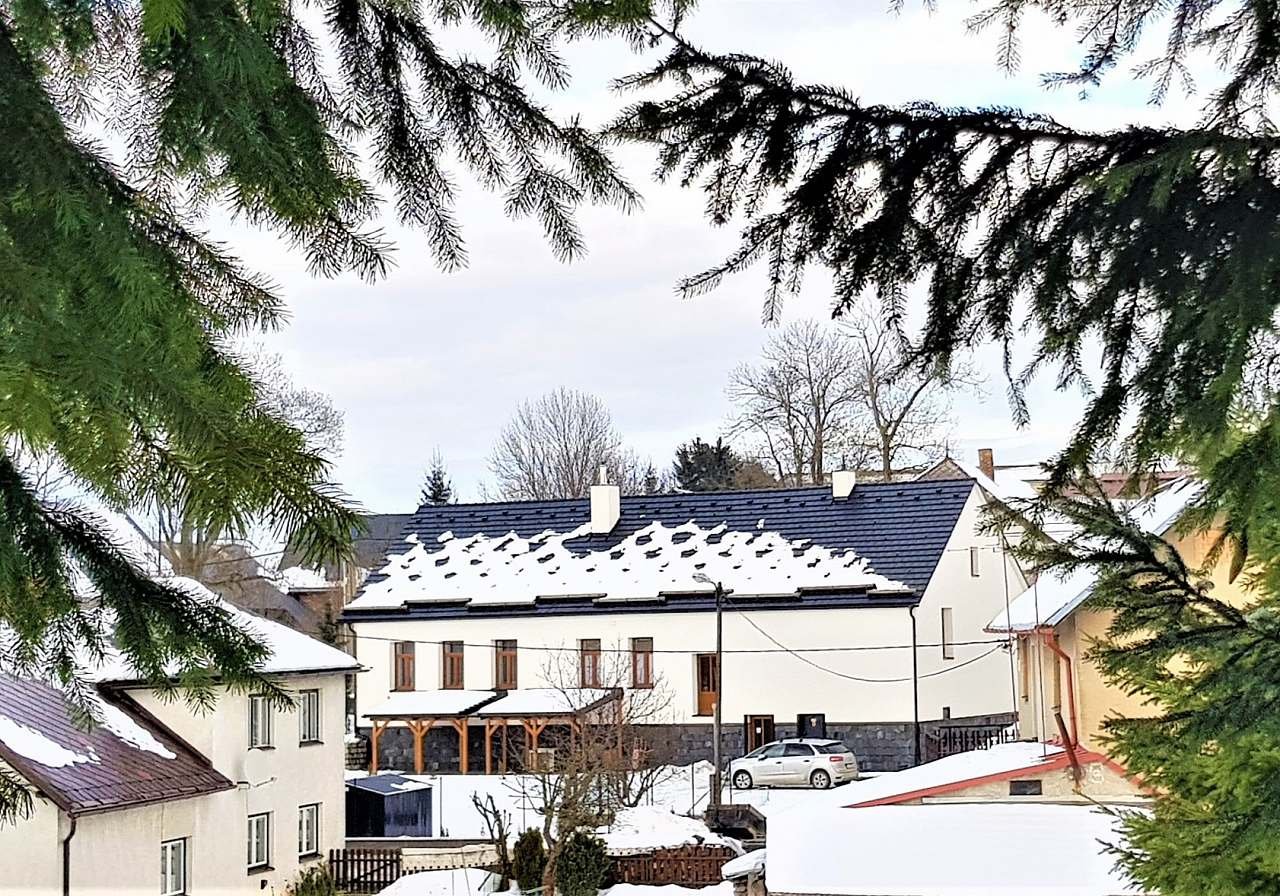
[694,573,724,810]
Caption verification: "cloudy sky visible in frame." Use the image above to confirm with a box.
[219,1,1209,510]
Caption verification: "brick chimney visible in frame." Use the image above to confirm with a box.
[832,470,857,500]
[589,465,620,534]
[977,448,995,481]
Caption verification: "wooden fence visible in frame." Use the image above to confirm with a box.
[329,847,404,894]
[613,844,739,887]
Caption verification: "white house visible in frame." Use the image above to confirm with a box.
[0,578,358,896]
[343,473,1028,772]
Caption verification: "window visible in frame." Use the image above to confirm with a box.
[248,695,273,748]
[782,743,814,757]
[630,637,653,688]
[160,838,186,896]
[298,804,321,857]
[298,689,321,744]
[495,640,518,690]
[247,813,271,870]
[1009,779,1043,796]
[442,642,464,689]
[580,639,602,688]
[758,744,785,759]
[969,546,981,577]
[392,642,415,692]
[941,608,955,660]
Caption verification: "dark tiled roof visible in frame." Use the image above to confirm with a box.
[348,773,431,795]
[281,512,416,573]
[0,676,232,815]
[363,480,975,598]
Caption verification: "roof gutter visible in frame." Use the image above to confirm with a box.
[1042,631,1080,750]
[909,606,920,767]
[62,813,76,896]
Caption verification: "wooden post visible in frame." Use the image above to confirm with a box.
[460,720,470,775]
[484,720,494,776]
[501,722,510,773]
[369,721,387,774]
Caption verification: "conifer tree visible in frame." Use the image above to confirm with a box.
[672,437,741,492]
[420,452,455,507]
[613,3,1280,891]
[0,0,658,822]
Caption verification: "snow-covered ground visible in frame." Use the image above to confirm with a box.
[377,868,498,896]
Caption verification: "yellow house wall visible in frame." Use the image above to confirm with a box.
[916,757,1142,803]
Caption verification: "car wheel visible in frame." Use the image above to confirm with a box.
[733,770,754,790]
[810,769,832,790]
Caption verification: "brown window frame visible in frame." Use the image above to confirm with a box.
[392,642,416,692]
[495,639,518,690]
[630,637,653,688]
[442,641,465,690]
[580,639,602,688]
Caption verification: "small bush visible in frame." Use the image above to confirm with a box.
[288,866,336,896]
[513,828,547,892]
[554,831,609,896]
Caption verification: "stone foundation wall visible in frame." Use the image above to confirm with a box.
[357,712,1016,775]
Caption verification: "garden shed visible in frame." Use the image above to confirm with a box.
[346,774,433,838]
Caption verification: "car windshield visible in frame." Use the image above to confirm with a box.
[743,746,767,759]
[816,743,851,754]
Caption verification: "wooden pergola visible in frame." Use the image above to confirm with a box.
[365,688,622,776]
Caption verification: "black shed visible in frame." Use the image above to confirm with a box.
[346,774,433,838]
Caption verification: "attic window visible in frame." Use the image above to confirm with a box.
[1009,779,1043,796]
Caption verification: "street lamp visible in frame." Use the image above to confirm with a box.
[693,572,724,810]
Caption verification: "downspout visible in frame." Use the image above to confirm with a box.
[1042,631,1079,748]
[62,814,77,896]
[909,606,920,767]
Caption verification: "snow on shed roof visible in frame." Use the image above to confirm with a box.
[348,773,433,795]
[766,803,1140,895]
[364,690,500,718]
[837,741,1065,808]
[346,482,978,614]
[476,688,615,717]
[988,478,1205,633]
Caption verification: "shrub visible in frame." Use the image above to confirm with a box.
[554,831,610,896]
[513,828,547,892]
[288,866,336,896]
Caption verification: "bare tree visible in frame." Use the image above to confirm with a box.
[726,320,870,484]
[839,304,983,480]
[510,646,674,896]
[473,792,515,887]
[489,388,651,499]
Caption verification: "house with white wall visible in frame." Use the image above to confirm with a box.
[343,473,1028,772]
[0,579,358,896]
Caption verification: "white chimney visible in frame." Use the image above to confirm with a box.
[832,469,857,500]
[590,466,620,534]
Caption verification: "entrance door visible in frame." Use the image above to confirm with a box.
[696,654,719,716]
[744,715,775,752]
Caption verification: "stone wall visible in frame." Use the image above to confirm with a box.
[357,712,1016,775]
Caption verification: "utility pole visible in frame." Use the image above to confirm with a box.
[694,573,725,810]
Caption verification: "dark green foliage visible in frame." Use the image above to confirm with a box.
[554,831,609,896]
[287,865,336,896]
[513,828,547,892]
[0,0,647,824]
[673,437,741,492]
[420,453,455,507]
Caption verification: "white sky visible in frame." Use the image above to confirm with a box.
[212,0,1212,509]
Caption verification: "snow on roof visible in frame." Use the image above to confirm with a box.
[348,773,434,795]
[766,803,1139,895]
[476,688,615,717]
[347,520,909,611]
[279,565,333,591]
[0,712,95,768]
[91,577,358,681]
[376,868,496,896]
[988,478,1205,633]
[721,848,766,879]
[364,690,499,718]
[599,806,740,855]
[838,741,1064,807]
[607,884,731,896]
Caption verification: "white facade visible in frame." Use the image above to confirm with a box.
[351,486,1026,730]
[0,672,348,896]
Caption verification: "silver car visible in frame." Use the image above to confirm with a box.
[729,738,859,790]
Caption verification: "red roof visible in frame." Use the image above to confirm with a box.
[0,675,232,815]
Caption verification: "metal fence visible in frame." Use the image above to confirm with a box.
[329,848,403,894]
[924,722,1018,762]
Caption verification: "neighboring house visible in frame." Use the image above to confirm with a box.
[727,802,1141,896]
[343,473,1028,773]
[985,478,1251,752]
[279,513,416,626]
[0,578,358,896]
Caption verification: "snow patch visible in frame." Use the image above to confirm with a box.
[0,713,95,768]
[91,699,176,759]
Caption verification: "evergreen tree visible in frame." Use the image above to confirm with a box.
[0,0,652,821]
[672,437,741,492]
[420,452,455,507]
[613,3,1280,891]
